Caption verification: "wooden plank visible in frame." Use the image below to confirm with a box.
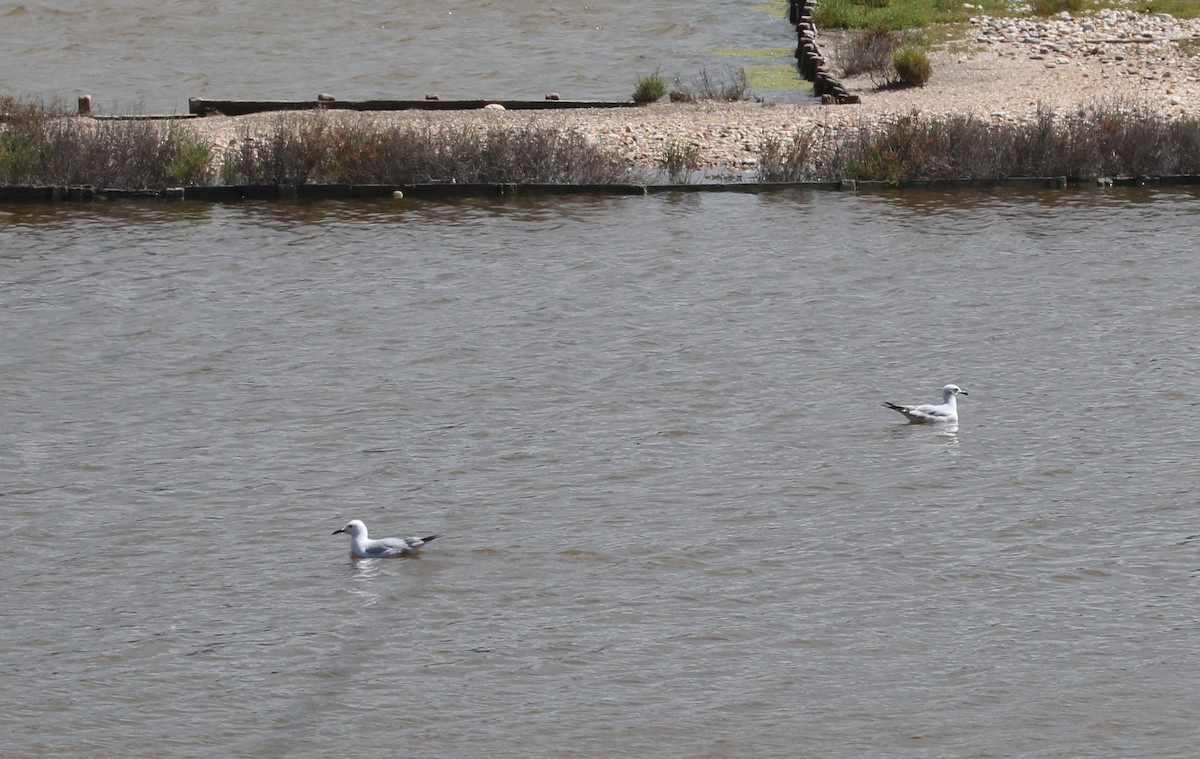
[188,98,643,117]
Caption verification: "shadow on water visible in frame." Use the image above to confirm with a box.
[0,200,221,230]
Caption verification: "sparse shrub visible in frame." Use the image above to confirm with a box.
[669,67,757,103]
[0,98,217,188]
[818,102,1200,183]
[660,141,702,183]
[841,26,903,79]
[632,70,667,104]
[225,116,330,185]
[892,46,933,87]
[757,130,822,182]
[218,115,630,186]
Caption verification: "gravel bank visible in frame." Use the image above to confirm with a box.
[182,10,1200,174]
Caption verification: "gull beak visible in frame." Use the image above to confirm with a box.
[959,389,969,396]
[332,528,345,535]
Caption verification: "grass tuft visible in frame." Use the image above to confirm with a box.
[661,141,703,183]
[632,70,668,104]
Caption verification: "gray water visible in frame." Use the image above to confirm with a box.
[1,0,799,114]
[2,188,1199,757]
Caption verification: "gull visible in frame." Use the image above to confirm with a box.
[882,384,968,424]
[333,519,439,558]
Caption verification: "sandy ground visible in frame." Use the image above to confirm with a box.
[179,20,1200,173]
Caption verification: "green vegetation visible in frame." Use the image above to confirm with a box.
[814,0,1200,30]
[892,45,933,86]
[166,127,216,185]
[1030,0,1087,14]
[1128,0,1200,16]
[0,97,213,187]
[757,102,1200,183]
[710,47,795,59]
[813,0,1006,32]
[743,64,811,92]
[632,70,668,104]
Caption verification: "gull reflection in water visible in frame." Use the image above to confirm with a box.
[936,423,960,441]
[889,421,960,446]
[344,559,385,606]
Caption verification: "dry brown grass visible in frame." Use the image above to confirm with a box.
[1,97,213,187]
[757,101,1200,182]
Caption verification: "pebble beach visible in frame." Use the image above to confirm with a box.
[182,9,1200,174]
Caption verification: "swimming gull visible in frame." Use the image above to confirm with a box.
[333,519,439,558]
[882,384,968,424]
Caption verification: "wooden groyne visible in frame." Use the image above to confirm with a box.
[789,0,858,104]
[5,176,1196,206]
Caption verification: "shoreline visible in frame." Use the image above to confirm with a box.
[177,10,1200,173]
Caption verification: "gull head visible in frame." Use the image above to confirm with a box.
[944,384,967,397]
[333,519,367,537]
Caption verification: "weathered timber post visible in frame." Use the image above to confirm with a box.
[791,0,858,104]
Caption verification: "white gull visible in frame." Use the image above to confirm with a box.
[333,519,439,558]
[882,384,968,424]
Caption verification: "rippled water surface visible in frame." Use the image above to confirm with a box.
[3,188,1200,757]
[1,0,799,113]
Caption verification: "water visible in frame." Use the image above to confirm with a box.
[1,0,798,114]
[2,187,1199,757]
